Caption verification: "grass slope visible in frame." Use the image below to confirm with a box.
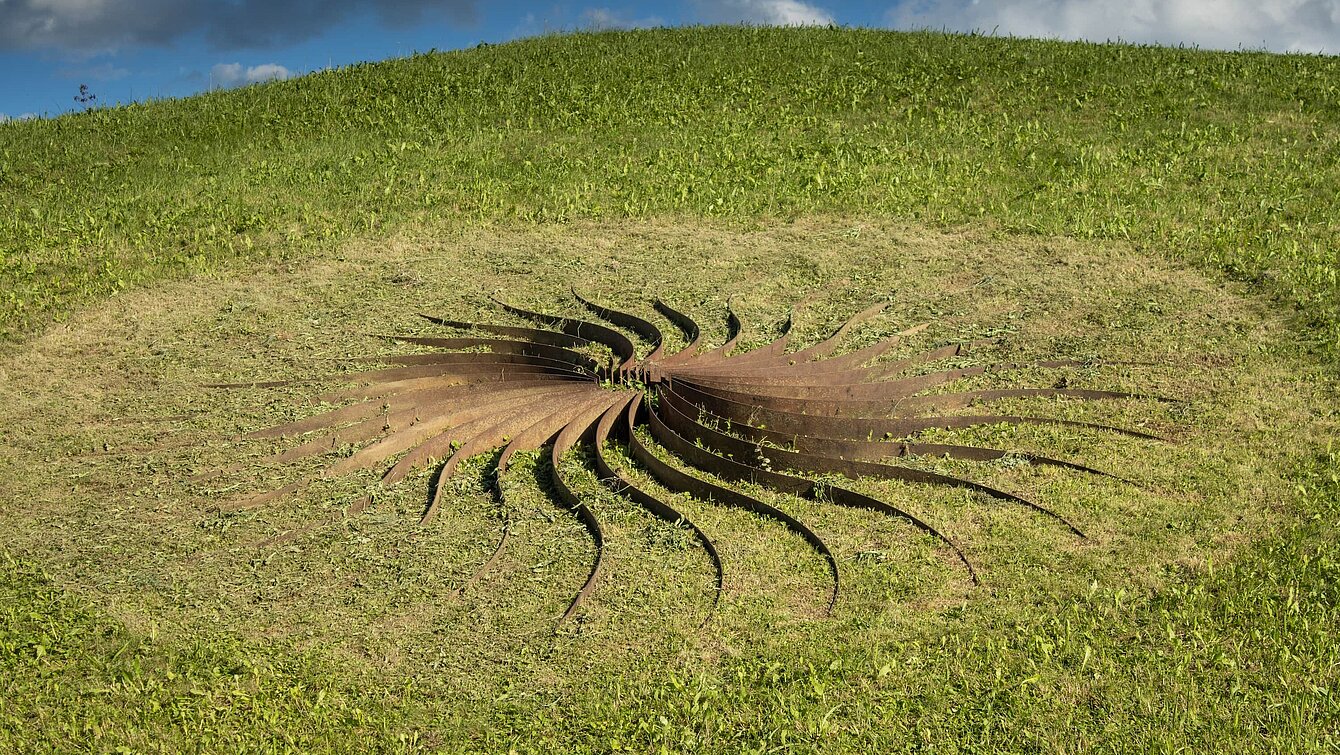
[2,27,1338,348]
[1,26,1338,753]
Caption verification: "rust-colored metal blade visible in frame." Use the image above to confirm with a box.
[652,300,706,367]
[418,314,593,349]
[672,363,1017,409]
[247,399,388,440]
[457,394,624,611]
[335,355,594,385]
[785,301,889,363]
[683,301,744,364]
[550,399,629,625]
[316,371,584,405]
[356,337,601,373]
[490,297,637,371]
[674,309,793,372]
[222,405,510,517]
[381,385,603,487]
[669,366,1159,416]
[225,391,592,510]
[204,354,592,391]
[573,291,666,364]
[417,388,610,524]
[590,396,724,615]
[671,337,962,385]
[624,395,839,615]
[333,385,595,481]
[673,322,932,379]
[703,308,793,366]
[252,379,574,441]
[816,482,978,585]
[678,301,888,376]
[442,447,510,600]
[888,387,1171,415]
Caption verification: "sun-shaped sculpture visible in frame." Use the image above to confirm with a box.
[206,292,1167,624]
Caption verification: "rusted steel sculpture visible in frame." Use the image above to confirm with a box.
[209,293,1165,623]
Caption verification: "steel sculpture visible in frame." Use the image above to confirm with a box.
[206,293,1168,623]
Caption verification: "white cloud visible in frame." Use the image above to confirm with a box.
[210,61,292,88]
[887,0,1340,55]
[210,62,244,86]
[0,112,39,123]
[580,7,664,29]
[243,63,291,82]
[696,0,836,26]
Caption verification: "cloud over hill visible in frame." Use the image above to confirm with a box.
[888,0,1340,54]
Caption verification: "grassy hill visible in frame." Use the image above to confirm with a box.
[2,26,1338,752]
[4,26,1339,347]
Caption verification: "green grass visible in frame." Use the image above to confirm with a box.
[2,27,1338,349]
[2,26,1339,753]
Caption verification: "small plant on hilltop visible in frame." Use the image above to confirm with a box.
[73,84,97,110]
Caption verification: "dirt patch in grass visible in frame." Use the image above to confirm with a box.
[0,218,1331,700]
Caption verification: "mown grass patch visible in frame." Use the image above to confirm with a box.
[2,219,1335,751]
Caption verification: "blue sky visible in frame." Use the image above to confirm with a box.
[3,0,1338,121]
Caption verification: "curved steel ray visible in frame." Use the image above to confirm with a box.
[652,300,706,366]
[591,397,725,616]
